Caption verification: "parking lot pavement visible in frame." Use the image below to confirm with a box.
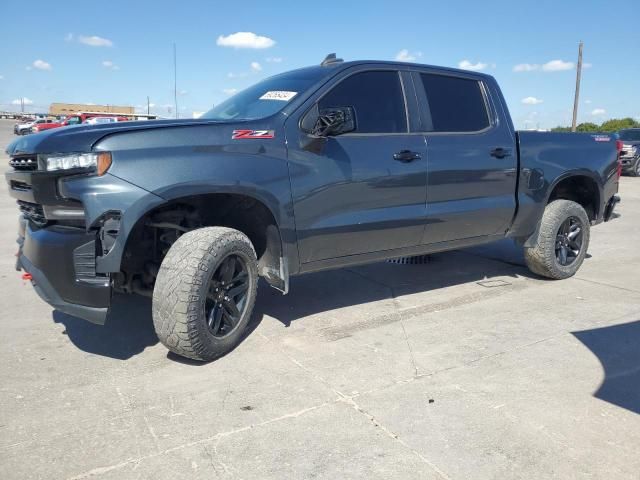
[0,118,638,479]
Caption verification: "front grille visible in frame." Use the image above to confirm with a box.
[9,156,38,171]
[17,200,47,226]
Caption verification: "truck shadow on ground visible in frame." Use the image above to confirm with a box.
[52,295,157,360]
[51,240,533,361]
[572,319,640,415]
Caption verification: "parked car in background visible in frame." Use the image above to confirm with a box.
[14,118,56,135]
[84,116,124,125]
[617,128,640,176]
[30,120,65,134]
[63,112,129,126]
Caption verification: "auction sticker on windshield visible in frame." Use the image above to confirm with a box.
[259,91,298,101]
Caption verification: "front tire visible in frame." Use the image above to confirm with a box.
[152,227,258,361]
[524,200,590,279]
[630,157,640,177]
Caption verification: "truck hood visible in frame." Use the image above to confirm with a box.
[5,118,230,156]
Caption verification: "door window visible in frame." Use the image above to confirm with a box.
[419,74,490,132]
[318,71,407,133]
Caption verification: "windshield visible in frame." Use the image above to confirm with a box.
[202,70,325,121]
[618,129,640,141]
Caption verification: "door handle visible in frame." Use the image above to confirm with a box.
[490,147,512,159]
[393,150,421,163]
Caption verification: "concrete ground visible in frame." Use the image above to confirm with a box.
[0,118,638,479]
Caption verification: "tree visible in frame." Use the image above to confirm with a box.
[551,117,640,133]
[576,122,599,132]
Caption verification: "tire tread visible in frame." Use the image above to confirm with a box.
[152,227,257,361]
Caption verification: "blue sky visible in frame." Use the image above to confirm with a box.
[1,0,638,128]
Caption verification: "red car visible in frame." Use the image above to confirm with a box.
[30,120,64,133]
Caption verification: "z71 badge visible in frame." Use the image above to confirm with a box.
[232,129,275,139]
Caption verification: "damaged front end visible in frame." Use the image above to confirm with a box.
[6,150,163,324]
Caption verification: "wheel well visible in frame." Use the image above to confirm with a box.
[548,175,600,221]
[117,193,285,295]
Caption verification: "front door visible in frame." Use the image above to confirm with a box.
[286,69,428,263]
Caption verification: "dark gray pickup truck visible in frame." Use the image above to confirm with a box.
[5,55,621,361]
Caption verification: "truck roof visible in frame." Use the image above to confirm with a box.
[283,59,495,81]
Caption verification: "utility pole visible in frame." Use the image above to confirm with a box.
[147,96,150,115]
[173,43,178,119]
[571,41,583,132]
[20,97,24,113]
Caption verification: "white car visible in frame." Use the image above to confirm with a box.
[84,117,119,125]
[14,118,51,135]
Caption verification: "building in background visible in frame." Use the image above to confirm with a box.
[49,103,134,116]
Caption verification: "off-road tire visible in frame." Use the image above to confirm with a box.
[152,227,258,361]
[524,200,590,279]
[630,158,640,177]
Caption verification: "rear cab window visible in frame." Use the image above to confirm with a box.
[417,73,490,133]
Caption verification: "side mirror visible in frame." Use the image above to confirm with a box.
[302,105,356,137]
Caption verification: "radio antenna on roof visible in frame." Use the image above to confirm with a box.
[321,53,343,66]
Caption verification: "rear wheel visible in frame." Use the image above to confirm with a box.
[524,200,590,279]
[152,227,258,361]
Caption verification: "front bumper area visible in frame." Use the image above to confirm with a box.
[17,217,111,324]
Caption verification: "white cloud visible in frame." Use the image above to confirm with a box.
[78,35,113,47]
[521,96,543,105]
[266,57,282,63]
[395,49,422,62]
[11,97,34,105]
[582,62,592,69]
[591,108,606,116]
[223,88,238,95]
[584,99,592,104]
[101,60,120,70]
[542,59,574,71]
[32,59,52,71]
[227,71,248,79]
[250,61,262,72]
[458,59,488,71]
[216,32,275,49]
[513,63,540,72]
[65,33,74,42]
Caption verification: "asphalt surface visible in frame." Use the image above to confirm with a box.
[0,118,638,479]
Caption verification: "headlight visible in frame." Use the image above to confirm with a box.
[44,152,112,175]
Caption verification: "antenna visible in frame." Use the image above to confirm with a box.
[321,53,343,67]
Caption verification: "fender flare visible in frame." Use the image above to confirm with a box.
[523,170,603,248]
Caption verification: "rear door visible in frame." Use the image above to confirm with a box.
[413,71,517,244]
[286,68,428,263]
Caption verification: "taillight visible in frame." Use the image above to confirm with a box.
[615,140,623,179]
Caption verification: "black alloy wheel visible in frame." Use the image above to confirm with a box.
[555,216,583,266]
[205,254,250,338]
